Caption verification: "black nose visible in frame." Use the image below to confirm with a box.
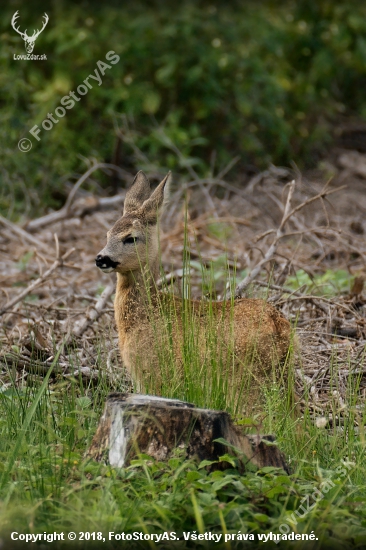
[95,255,119,269]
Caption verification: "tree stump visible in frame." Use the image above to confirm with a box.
[86,393,289,473]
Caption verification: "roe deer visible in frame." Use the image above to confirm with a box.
[95,171,291,412]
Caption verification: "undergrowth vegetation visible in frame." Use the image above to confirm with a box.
[2,0,366,218]
[1,347,366,548]
[1,260,366,548]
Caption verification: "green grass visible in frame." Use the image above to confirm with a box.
[1,264,366,548]
[1,367,366,549]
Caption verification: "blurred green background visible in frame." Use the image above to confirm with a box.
[2,0,366,219]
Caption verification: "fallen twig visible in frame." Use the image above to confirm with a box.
[232,180,295,297]
[25,163,130,232]
[0,214,52,254]
[0,248,75,316]
[232,182,346,298]
[0,352,64,374]
[70,281,115,340]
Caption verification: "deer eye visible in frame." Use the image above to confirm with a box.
[122,235,138,244]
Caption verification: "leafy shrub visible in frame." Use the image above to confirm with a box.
[2,0,366,218]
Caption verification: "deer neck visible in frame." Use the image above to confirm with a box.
[115,261,160,333]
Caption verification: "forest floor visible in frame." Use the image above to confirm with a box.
[1,149,366,423]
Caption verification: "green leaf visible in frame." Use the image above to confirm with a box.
[186,471,202,482]
[218,453,237,467]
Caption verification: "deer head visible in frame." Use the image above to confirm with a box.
[95,171,170,275]
[11,11,49,53]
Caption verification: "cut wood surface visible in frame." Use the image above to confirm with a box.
[86,393,290,473]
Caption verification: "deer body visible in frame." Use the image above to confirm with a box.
[96,172,291,410]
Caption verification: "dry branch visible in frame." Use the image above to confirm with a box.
[0,248,75,316]
[25,163,130,232]
[0,352,64,374]
[232,180,295,298]
[70,281,115,340]
[232,182,346,298]
[253,280,331,310]
[0,214,52,254]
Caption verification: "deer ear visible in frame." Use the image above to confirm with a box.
[123,171,151,214]
[141,172,171,219]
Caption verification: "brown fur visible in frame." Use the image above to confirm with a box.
[96,171,292,412]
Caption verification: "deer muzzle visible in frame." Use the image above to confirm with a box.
[95,254,119,273]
